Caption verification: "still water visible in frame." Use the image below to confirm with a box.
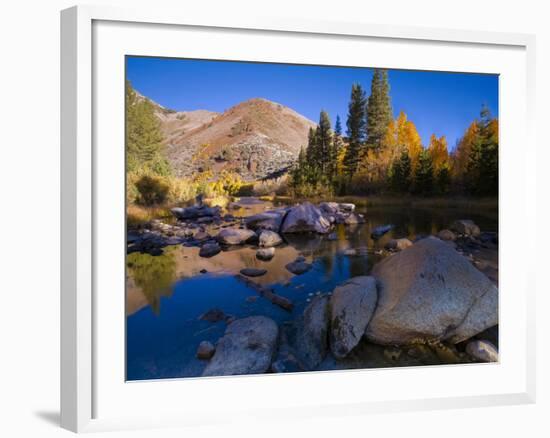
[126,202,497,380]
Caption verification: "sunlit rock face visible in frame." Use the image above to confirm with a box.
[366,237,498,345]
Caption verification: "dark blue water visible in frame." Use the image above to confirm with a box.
[126,203,497,380]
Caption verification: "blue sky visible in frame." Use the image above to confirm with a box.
[126,56,498,149]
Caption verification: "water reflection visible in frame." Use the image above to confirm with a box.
[126,203,497,380]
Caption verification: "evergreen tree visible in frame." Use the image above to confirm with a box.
[344,83,367,178]
[366,69,393,151]
[466,106,498,195]
[315,110,333,174]
[390,149,412,192]
[126,80,171,176]
[435,163,451,194]
[305,127,318,164]
[414,149,434,195]
[334,115,342,136]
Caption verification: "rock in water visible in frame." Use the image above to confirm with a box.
[199,242,221,258]
[285,259,312,275]
[244,209,287,231]
[366,237,498,345]
[202,316,278,376]
[216,228,256,245]
[450,220,481,237]
[256,247,275,261]
[437,229,456,241]
[385,238,413,251]
[258,230,283,247]
[285,296,330,370]
[171,205,221,220]
[465,340,499,362]
[280,202,331,234]
[330,276,378,359]
[319,202,340,215]
[344,212,366,225]
[371,224,394,239]
[240,268,267,277]
[196,341,216,360]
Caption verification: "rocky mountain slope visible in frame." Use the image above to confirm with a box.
[139,91,316,180]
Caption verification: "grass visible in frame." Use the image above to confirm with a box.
[127,204,173,227]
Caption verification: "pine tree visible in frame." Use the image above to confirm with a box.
[305,127,318,164]
[366,69,393,151]
[414,149,434,195]
[334,115,342,136]
[466,106,498,195]
[332,115,344,180]
[316,110,333,174]
[344,83,367,178]
[126,80,171,176]
[390,149,412,192]
[435,163,451,194]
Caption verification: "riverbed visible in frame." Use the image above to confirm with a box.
[126,198,498,380]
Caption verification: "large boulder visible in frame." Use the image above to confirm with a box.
[450,220,481,237]
[281,202,331,234]
[216,228,256,245]
[285,296,330,370]
[202,316,279,376]
[330,276,378,359]
[366,237,498,345]
[319,202,340,215]
[244,209,287,232]
[258,230,283,247]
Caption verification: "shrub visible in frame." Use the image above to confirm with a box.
[135,174,170,205]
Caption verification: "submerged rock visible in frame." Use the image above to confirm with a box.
[285,259,313,275]
[371,224,394,239]
[281,202,331,234]
[466,340,498,362]
[199,242,221,258]
[202,316,279,376]
[385,238,413,251]
[366,237,498,345]
[258,230,283,247]
[196,341,216,360]
[199,308,229,323]
[450,220,481,237]
[216,228,256,245]
[240,268,267,277]
[256,247,275,261]
[330,276,378,359]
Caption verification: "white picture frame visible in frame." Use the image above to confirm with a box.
[60,4,537,433]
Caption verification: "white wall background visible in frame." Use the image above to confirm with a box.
[0,1,547,437]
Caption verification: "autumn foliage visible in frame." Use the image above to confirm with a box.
[289,69,498,197]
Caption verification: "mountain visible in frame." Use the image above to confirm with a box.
[144,96,316,180]
[134,90,220,145]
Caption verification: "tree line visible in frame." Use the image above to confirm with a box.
[290,69,499,197]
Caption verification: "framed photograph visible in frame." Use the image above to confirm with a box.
[61,5,536,432]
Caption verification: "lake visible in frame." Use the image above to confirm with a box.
[126,199,498,380]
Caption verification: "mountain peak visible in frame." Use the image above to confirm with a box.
[158,97,316,180]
